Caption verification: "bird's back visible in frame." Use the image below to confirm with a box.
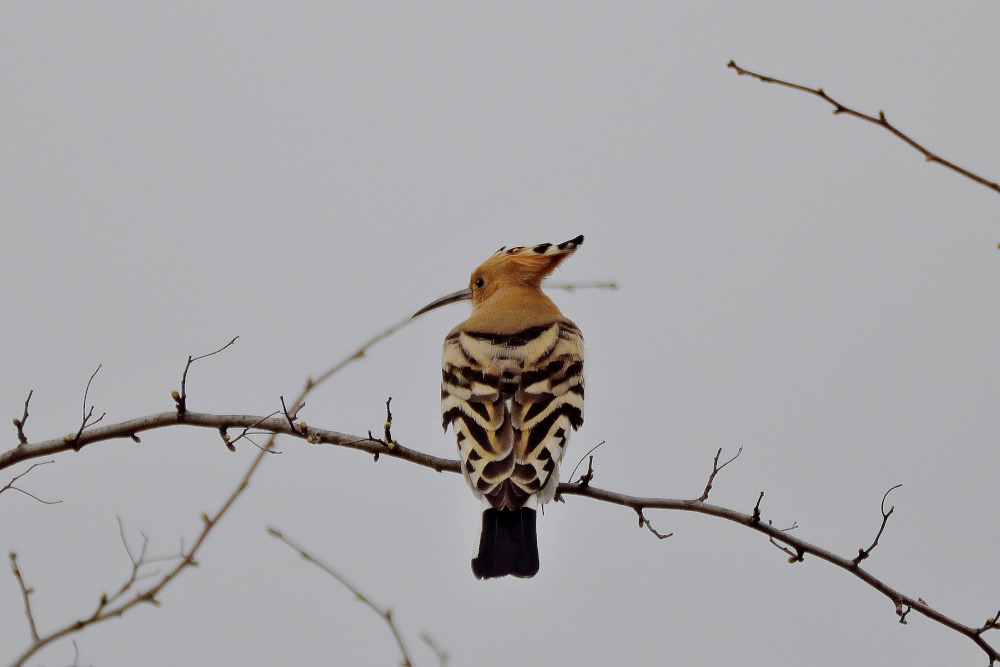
[442,318,584,510]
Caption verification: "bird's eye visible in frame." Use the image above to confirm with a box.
[475,277,485,288]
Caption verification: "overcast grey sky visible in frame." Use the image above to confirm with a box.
[2,3,998,665]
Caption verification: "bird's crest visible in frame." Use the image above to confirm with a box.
[475,234,584,289]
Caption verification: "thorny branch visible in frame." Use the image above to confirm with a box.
[267,527,425,667]
[727,60,1000,197]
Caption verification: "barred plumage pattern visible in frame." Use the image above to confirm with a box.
[442,321,584,511]
[419,234,585,579]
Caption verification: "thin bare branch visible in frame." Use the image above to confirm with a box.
[13,390,32,445]
[767,520,803,562]
[853,484,903,566]
[6,413,997,662]
[557,483,998,664]
[697,446,743,502]
[267,527,415,667]
[173,336,239,415]
[309,316,417,391]
[727,60,1000,196]
[8,553,39,642]
[421,632,450,667]
[636,508,673,540]
[1,460,61,505]
[279,396,307,437]
[567,440,605,486]
[67,366,105,451]
[6,315,436,664]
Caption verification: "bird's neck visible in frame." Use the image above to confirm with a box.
[461,284,564,334]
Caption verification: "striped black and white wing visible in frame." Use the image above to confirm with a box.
[441,321,584,510]
[511,321,584,505]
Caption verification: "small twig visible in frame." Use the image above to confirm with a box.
[635,508,673,540]
[222,411,282,451]
[267,527,416,667]
[853,484,903,566]
[363,398,399,462]
[977,611,1000,635]
[1,460,61,505]
[751,491,764,525]
[67,366,105,451]
[173,336,239,415]
[767,520,803,562]
[697,446,743,502]
[421,632,450,667]
[13,390,32,445]
[9,552,40,642]
[280,396,307,437]
[727,60,1000,197]
[567,440,605,486]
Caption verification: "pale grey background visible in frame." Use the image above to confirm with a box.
[2,3,998,666]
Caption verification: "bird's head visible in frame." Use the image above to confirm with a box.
[413,235,584,318]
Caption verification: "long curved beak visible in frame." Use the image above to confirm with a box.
[412,287,473,318]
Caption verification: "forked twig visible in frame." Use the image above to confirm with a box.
[698,446,743,502]
[172,337,239,415]
[67,366,105,451]
[1,460,61,505]
[568,440,605,486]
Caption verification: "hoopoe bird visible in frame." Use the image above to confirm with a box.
[414,235,585,579]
